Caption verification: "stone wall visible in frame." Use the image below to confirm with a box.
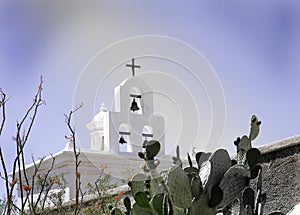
[258,135,300,214]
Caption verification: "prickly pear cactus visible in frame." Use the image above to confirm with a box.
[130,173,147,197]
[226,115,285,215]
[250,115,261,141]
[188,195,217,215]
[167,165,192,209]
[115,115,286,215]
[145,140,161,160]
[206,149,231,199]
[219,165,250,207]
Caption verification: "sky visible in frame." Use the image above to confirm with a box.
[1,1,300,196]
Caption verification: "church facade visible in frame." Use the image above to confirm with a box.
[17,59,172,206]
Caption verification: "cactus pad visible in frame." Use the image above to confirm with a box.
[246,148,261,169]
[167,165,193,209]
[196,152,212,168]
[208,149,231,186]
[131,173,147,197]
[150,193,164,215]
[132,203,152,215]
[249,115,261,141]
[219,165,250,207]
[145,140,161,159]
[199,160,211,190]
[135,191,151,208]
[243,187,255,212]
[237,135,252,152]
[187,195,217,215]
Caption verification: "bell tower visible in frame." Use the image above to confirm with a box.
[87,58,165,157]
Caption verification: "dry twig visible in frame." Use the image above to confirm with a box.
[64,103,83,215]
[0,76,46,214]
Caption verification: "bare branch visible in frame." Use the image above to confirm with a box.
[19,75,45,147]
[0,148,9,205]
[0,76,45,214]
[64,103,83,215]
[37,155,56,211]
[30,155,45,212]
[0,88,7,135]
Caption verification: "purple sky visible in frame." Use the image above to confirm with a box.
[1,1,300,196]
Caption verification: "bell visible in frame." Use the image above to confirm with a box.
[130,98,139,112]
[119,135,127,144]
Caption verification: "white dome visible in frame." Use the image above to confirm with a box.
[93,103,108,121]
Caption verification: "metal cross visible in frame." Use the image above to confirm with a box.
[126,58,141,77]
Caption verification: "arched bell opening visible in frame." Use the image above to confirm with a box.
[118,123,132,153]
[130,87,143,115]
[142,125,153,149]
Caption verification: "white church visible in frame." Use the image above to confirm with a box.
[14,59,300,214]
[18,58,173,205]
